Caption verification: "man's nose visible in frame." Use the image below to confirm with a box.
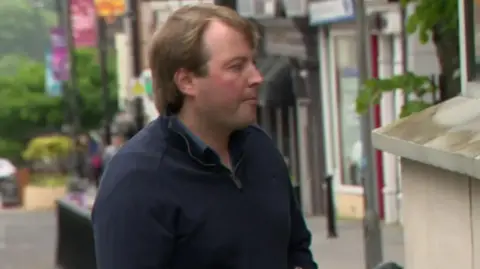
[249,66,264,87]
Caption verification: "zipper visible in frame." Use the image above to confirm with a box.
[172,129,216,167]
[173,127,244,190]
[231,156,244,190]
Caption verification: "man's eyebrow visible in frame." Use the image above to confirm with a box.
[225,56,249,64]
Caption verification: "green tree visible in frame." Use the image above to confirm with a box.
[74,49,118,129]
[0,0,56,61]
[0,48,118,161]
[0,54,34,75]
[356,0,459,117]
[0,59,63,141]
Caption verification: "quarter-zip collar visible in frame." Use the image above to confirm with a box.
[165,115,250,169]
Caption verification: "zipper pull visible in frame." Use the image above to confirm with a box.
[231,174,243,189]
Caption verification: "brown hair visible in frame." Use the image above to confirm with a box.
[148,4,259,114]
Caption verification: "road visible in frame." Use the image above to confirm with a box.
[0,209,404,269]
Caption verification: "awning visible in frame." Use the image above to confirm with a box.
[256,56,296,107]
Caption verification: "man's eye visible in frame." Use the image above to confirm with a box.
[230,64,243,71]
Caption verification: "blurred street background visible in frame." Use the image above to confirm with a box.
[0,0,473,268]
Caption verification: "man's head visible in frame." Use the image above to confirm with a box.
[111,133,125,147]
[149,4,263,131]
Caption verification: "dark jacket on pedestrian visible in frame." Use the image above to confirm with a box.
[92,116,317,269]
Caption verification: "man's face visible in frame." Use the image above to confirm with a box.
[188,20,263,130]
[79,134,89,145]
[112,135,124,146]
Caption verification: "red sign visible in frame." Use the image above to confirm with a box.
[70,0,97,48]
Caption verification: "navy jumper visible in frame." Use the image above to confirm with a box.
[92,116,317,269]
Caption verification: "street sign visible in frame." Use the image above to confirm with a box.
[131,80,145,96]
[140,69,153,96]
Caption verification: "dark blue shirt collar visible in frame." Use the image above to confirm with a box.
[172,117,210,154]
[167,116,248,167]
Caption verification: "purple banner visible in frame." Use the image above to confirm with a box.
[50,28,70,81]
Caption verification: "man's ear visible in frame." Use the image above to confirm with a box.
[173,68,196,97]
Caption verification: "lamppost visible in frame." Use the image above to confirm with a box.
[44,0,83,189]
[356,0,383,267]
[94,0,126,145]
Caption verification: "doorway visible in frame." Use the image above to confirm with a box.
[324,29,384,218]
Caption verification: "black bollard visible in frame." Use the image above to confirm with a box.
[325,174,338,238]
[373,261,403,269]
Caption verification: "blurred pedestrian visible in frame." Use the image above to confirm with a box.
[74,134,91,180]
[102,132,125,167]
[93,4,317,269]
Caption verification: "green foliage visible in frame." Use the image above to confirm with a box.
[0,0,56,61]
[0,59,63,142]
[29,173,67,187]
[401,0,457,44]
[0,139,25,162]
[22,135,73,161]
[356,0,458,118]
[0,1,118,161]
[0,48,118,161]
[356,72,436,117]
[0,54,33,75]
[74,49,118,129]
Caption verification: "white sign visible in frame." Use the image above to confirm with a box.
[309,0,355,26]
[129,79,145,97]
[282,0,308,17]
[237,0,277,18]
[264,26,307,59]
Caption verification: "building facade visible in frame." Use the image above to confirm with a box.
[237,0,327,216]
[114,0,445,223]
[308,0,444,223]
[309,0,402,221]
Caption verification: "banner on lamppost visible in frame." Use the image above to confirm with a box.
[70,0,98,47]
[45,51,63,97]
[50,27,70,81]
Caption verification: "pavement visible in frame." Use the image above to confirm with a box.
[0,209,56,269]
[0,209,404,269]
[307,217,404,269]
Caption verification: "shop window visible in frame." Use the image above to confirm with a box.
[333,35,362,186]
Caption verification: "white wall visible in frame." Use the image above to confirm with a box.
[406,4,440,75]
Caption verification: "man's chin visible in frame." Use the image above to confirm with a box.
[239,116,257,128]
[229,116,256,130]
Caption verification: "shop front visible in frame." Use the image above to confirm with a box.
[236,0,325,216]
[310,0,403,221]
[256,18,325,216]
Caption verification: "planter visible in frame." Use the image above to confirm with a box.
[23,185,66,210]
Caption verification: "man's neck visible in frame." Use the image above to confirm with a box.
[177,110,231,158]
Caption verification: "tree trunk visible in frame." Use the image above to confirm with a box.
[433,26,461,101]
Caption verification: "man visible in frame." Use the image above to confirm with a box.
[92,4,317,269]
